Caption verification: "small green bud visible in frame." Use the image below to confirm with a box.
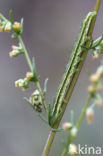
[26,72,34,81]
[15,79,29,90]
[13,21,21,32]
[88,85,95,94]
[4,22,12,32]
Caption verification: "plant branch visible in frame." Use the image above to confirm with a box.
[0,13,48,114]
[17,35,48,114]
[17,35,33,72]
[42,0,101,156]
[61,96,92,156]
[0,13,9,22]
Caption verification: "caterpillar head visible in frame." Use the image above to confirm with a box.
[29,90,42,112]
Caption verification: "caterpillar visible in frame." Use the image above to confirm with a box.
[53,12,96,116]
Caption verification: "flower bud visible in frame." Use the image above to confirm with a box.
[88,85,95,94]
[96,66,103,77]
[12,45,19,50]
[86,108,94,124]
[13,22,21,32]
[0,26,4,32]
[26,72,34,81]
[15,80,19,87]
[15,79,29,90]
[69,144,77,156]
[71,127,78,137]
[4,22,12,32]
[62,122,72,131]
[9,50,19,57]
[90,74,100,83]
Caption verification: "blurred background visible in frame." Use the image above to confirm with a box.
[0,0,103,156]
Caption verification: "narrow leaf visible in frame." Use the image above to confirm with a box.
[9,10,13,24]
[20,18,24,34]
[43,78,49,95]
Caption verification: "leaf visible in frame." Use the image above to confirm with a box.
[38,114,48,124]
[9,10,13,24]
[20,18,24,34]
[48,103,52,125]
[92,35,103,49]
[43,78,48,95]
[24,97,35,110]
[32,57,36,74]
[24,97,48,124]
[52,111,62,127]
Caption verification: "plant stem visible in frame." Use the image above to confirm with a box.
[0,12,48,114]
[17,35,48,114]
[61,95,92,156]
[76,96,92,129]
[42,0,101,155]
[17,35,33,71]
[0,13,9,22]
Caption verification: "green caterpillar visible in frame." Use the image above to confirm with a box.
[53,12,96,116]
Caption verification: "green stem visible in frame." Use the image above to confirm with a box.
[17,35,48,114]
[0,13,9,22]
[42,131,55,156]
[76,96,91,129]
[17,35,33,72]
[0,13,47,113]
[42,0,101,156]
[61,96,92,156]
